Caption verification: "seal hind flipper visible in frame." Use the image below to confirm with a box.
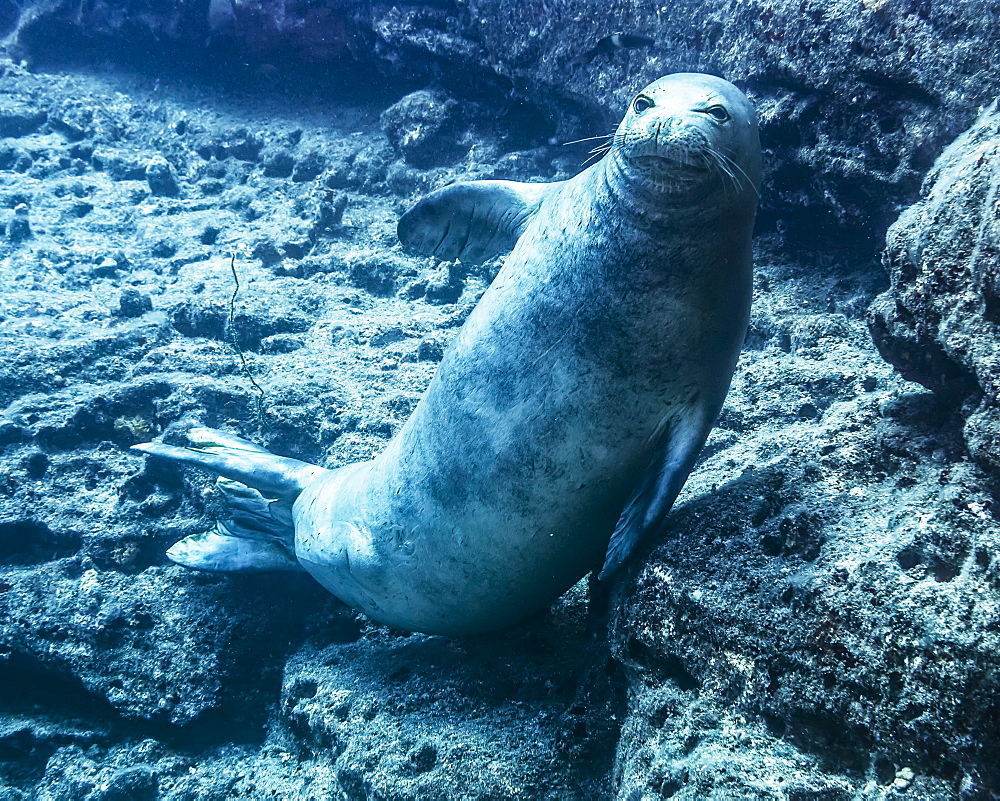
[397,180,556,264]
[215,477,295,533]
[600,413,709,580]
[187,426,272,454]
[133,428,323,572]
[132,427,321,499]
[167,523,300,572]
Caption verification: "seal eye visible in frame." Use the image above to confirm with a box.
[632,95,654,114]
[705,105,730,122]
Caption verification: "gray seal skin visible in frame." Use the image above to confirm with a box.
[133,73,761,636]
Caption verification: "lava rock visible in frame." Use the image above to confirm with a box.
[310,189,347,235]
[0,419,29,446]
[115,289,153,318]
[380,90,465,169]
[92,149,147,181]
[0,99,46,138]
[170,301,227,342]
[868,102,1000,473]
[261,147,295,178]
[348,254,403,296]
[611,394,1000,797]
[13,0,1000,253]
[93,764,157,801]
[415,338,444,362]
[170,298,310,351]
[6,203,30,241]
[423,263,464,305]
[144,155,179,197]
[0,143,30,172]
[292,150,326,182]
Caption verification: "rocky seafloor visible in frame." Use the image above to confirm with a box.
[2,1,1000,799]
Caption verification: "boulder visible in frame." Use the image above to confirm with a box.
[868,102,1000,473]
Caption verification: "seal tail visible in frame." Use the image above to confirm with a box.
[132,427,323,572]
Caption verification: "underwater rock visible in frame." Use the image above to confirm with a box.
[5,203,30,242]
[115,289,153,318]
[0,99,46,139]
[610,386,1000,797]
[338,140,393,191]
[347,253,403,296]
[291,150,325,182]
[91,149,147,182]
[260,146,294,178]
[274,590,619,800]
[0,563,323,726]
[309,189,347,236]
[144,155,179,197]
[380,90,465,169]
[422,263,465,305]
[92,764,158,801]
[169,297,311,352]
[868,102,1000,474]
[3,9,1000,795]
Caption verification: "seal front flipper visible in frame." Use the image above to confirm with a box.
[600,412,710,580]
[397,180,557,264]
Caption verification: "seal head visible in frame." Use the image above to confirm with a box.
[606,73,760,213]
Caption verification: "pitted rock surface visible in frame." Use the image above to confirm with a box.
[869,102,1000,473]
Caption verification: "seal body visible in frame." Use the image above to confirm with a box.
[134,73,761,635]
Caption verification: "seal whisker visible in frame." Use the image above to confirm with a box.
[564,130,619,166]
[712,149,741,193]
[698,147,740,197]
[582,144,613,166]
[714,149,761,199]
[562,133,615,147]
[704,148,740,196]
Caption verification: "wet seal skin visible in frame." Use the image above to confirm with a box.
[133,73,761,636]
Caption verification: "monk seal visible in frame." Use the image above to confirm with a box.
[133,73,761,635]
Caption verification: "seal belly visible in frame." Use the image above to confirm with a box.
[328,187,710,633]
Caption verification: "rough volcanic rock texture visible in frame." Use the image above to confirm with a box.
[610,381,1000,798]
[868,103,1000,475]
[3,1,1000,799]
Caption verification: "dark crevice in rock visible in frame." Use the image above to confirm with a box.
[0,623,292,752]
[0,653,123,724]
[784,710,873,774]
[12,1,559,151]
[0,519,81,565]
[856,69,940,107]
